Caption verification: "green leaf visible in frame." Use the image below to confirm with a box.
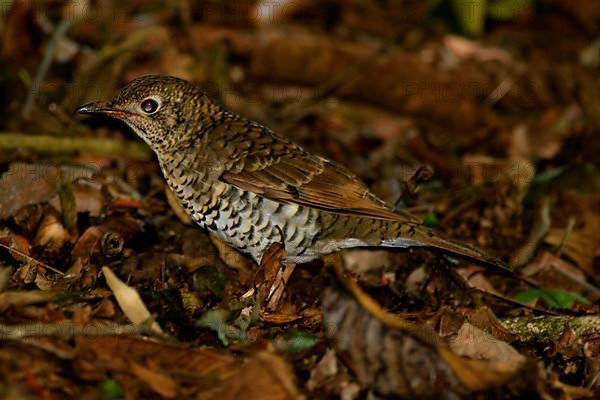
[451,0,487,36]
[423,212,439,227]
[283,331,320,353]
[100,379,123,400]
[514,288,591,309]
[531,166,568,184]
[196,308,245,346]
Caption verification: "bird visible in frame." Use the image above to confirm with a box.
[77,75,510,271]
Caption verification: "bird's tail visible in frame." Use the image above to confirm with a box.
[382,224,512,272]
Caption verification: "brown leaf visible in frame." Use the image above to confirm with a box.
[0,290,59,313]
[75,336,235,377]
[1,0,38,60]
[72,214,143,260]
[0,228,31,262]
[209,234,254,282]
[129,361,177,399]
[323,259,524,397]
[34,210,69,250]
[448,322,526,368]
[466,307,520,343]
[71,180,106,217]
[260,312,302,325]
[188,25,512,132]
[444,35,513,63]
[73,337,299,399]
[306,349,338,391]
[544,190,600,276]
[0,163,93,220]
[546,223,600,276]
[202,352,300,400]
[521,251,593,297]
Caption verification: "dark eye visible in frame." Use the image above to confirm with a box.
[141,98,159,114]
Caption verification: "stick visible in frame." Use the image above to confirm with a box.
[0,133,152,160]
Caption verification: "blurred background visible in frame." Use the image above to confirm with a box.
[1,1,600,398]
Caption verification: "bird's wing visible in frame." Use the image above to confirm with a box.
[218,122,421,223]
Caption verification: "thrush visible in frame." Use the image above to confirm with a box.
[77,75,510,271]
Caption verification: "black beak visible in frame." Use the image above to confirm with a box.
[76,101,117,115]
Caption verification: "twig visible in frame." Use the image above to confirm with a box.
[325,253,438,346]
[511,197,551,268]
[501,315,600,343]
[22,19,72,119]
[0,133,152,160]
[0,321,165,340]
[556,217,576,256]
[552,264,600,302]
[394,164,434,209]
[0,242,64,275]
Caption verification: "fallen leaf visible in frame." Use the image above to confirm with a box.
[544,190,600,275]
[444,35,513,63]
[0,228,31,262]
[202,352,300,400]
[0,290,59,313]
[448,322,526,368]
[307,349,338,391]
[34,210,69,250]
[322,281,522,396]
[73,337,300,399]
[210,234,254,282]
[129,361,176,398]
[102,266,162,334]
[0,163,93,220]
[260,312,302,325]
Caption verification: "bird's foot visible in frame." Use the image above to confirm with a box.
[264,263,296,312]
[258,242,296,312]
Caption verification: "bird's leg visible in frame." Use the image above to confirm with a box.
[258,242,296,312]
[265,261,296,312]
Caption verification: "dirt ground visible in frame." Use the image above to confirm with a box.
[1,1,600,399]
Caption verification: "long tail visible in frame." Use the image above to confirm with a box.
[385,224,512,272]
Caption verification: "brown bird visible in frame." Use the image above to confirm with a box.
[77,75,509,271]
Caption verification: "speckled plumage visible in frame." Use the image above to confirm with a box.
[77,75,509,270]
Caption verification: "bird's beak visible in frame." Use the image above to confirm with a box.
[76,101,130,118]
[76,101,113,114]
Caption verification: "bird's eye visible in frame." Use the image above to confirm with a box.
[140,98,159,114]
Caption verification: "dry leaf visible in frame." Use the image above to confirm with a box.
[202,352,300,400]
[209,233,254,281]
[0,290,59,313]
[34,211,69,249]
[544,191,600,275]
[0,228,31,262]
[102,266,162,334]
[323,258,523,397]
[449,322,526,368]
[0,163,93,220]
[130,361,177,398]
[74,337,299,399]
[444,35,512,64]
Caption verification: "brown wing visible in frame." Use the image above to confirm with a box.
[219,123,421,223]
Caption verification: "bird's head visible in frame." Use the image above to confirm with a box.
[77,75,221,154]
